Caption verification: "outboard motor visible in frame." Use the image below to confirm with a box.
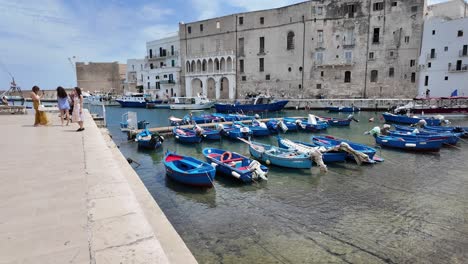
[137,120,149,129]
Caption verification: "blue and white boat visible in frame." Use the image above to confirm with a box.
[277,137,347,163]
[423,125,468,137]
[326,106,360,112]
[173,127,203,143]
[375,136,444,152]
[382,113,441,126]
[163,152,216,187]
[388,130,459,145]
[283,116,328,132]
[311,135,376,160]
[116,93,162,108]
[214,95,288,113]
[319,116,352,126]
[217,124,252,140]
[201,128,221,140]
[266,119,298,133]
[248,141,312,169]
[202,148,268,183]
[235,121,270,137]
[135,129,163,150]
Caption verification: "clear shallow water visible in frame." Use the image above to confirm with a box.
[91,105,468,264]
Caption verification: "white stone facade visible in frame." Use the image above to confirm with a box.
[126,59,146,93]
[418,16,468,97]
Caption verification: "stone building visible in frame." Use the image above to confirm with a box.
[179,0,425,99]
[126,59,146,93]
[76,62,126,95]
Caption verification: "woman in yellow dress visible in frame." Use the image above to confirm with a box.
[31,86,49,126]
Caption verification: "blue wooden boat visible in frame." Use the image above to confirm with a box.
[214,96,288,113]
[235,121,270,137]
[211,113,255,121]
[172,127,203,143]
[375,136,443,152]
[394,125,464,141]
[202,128,221,140]
[311,135,376,160]
[136,129,163,150]
[319,116,352,126]
[217,124,252,139]
[388,130,459,145]
[163,152,216,187]
[423,125,468,137]
[382,113,441,126]
[282,117,328,131]
[277,137,347,163]
[266,119,298,133]
[248,142,312,169]
[202,148,268,183]
[326,106,360,112]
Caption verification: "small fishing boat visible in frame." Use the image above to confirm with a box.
[202,148,268,183]
[135,129,164,150]
[266,119,298,133]
[382,113,442,126]
[388,130,459,145]
[116,93,162,108]
[326,106,360,112]
[311,135,376,160]
[214,95,288,113]
[423,125,468,137]
[211,113,255,121]
[201,128,221,140]
[283,116,328,132]
[375,136,444,152]
[163,152,216,187]
[172,127,203,143]
[248,141,312,169]
[394,125,465,140]
[235,121,270,137]
[170,96,214,110]
[277,137,347,163]
[217,124,252,139]
[319,117,352,126]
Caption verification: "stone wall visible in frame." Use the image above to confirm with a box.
[76,62,124,95]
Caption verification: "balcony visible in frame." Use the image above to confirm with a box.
[316,42,325,50]
[426,53,437,60]
[342,39,355,49]
[147,51,179,61]
[314,60,354,68]
[460,50,468,57]
[159,80,176,84]
[448,64,468,72]
[186,50,235,60]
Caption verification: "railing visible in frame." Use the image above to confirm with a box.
[342,39,355,48]
[314,61,354,67]
[186,50,235,60]
[146,51,179,60]
[159,80,176,84]
[460,50,468,57]
[316,42,325,49]
[448,64,468,72]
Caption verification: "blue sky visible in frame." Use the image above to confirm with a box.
[0,0,453,90]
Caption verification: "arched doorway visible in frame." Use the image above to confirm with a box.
[220,77,229,99]
[191,78,203,97]
[207,78,216,99]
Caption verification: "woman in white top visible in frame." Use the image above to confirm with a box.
[72,87,85,131]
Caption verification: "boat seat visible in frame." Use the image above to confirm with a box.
[207,153,221,158]
[222,158,244,163]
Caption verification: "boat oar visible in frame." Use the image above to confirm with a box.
[126,157,141,168]
[204,171,217,191]
[237,137,265,152]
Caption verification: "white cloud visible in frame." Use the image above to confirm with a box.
[191,0,221,20]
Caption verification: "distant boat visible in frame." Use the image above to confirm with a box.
[248,141,312,169]
[375,136,443,152]
[135,129,163,150]
[163,151,216,187]
[319,116,352,126]
[283,116,328,132]
[169,96,214,110]
[382,112,442,126]
[202,148,268,183]
[214,95,288,113]
[116,93,162,108]
[326,106,360,112]
[392,96,468,114]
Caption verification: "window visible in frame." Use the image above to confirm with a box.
[405,36,410,43]
[156,75,159,79]
[287,31,295,50]
[345,51,352,63]
[456,60,462,70]
[391,1,397,7]
[240,59,244,73]
[445,46,448,52]
[428,62,431,68]
[288,67,292,72]
[369,52,374,60]
[424,76,429,86]
[299,67,303,71]
[171,45,174,55]
[410,59,415,67]
[216,60,220,71]
[373,28,380,43]
[260,17,264,24]
[389,51,394,57]
[147,82,150,89]
[458,30,463,37]
[150,63,154,69]
[463,45,468,56]
[200,24,203,32]
[373,2,384,11]
[317,30,324,44]
[299,84,302,89]
[160,62,164,67]
[149,49,153,58]
[344,71,351,83]
[241,76,246,81]
[370,70,378,82]
[320,71,324,77]
[163,74,167,78]
[445,76,448,81]
[216,21,220,29]
[316,6,323,15]
[266,74,270,80]
[259,37,265,53]
[156,82,160,90]
[239,16,244,25]
[389,67,395,77]
[188,26,191,34]
[239,38,244,56]
[430,48,436,59]
[411,72,416,83]
[432,30,436,35]
[259,58,264,72]
[171,60,175,67]
[316,52,323,64]
[344,4,356,18]
[316,83,322,89]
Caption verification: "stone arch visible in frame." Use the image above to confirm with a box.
[207,78,216,99]
[220,77,229,99]
[190,60,196,72]
[214,58,220,71]
[226,57,233,72]
[220,57,226,71]
[196,60,202,72]
[191,78,203,96]
[186,61,191,72]
[208,59,214,73]
[202,59,207,72]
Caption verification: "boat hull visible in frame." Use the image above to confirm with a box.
[170,102,215,110]
[173,128,203,143]
[326,106,360,112]
[277,138,347,163]
[214,100,289,113]
[311,136,376,160]
[382,113,441,126]
[249,143,312,169]
[375,136,443,152]
[164,153,215,187]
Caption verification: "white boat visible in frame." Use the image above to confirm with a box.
[84,92,120,106]
[169,96,214,110]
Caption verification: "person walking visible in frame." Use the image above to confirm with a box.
[30,86,49,126]
[56,86,70,126]
[72,87,85,131]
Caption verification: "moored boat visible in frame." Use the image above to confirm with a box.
[388,130,459,145]
[170,96,214,110]
[163,152,216,187]
[382,112,442,126]
[116,93,162,108]
[214,95,288,113]
[319,116,352,126]
[375,136,444,152]
[326,106,360,112]
[202,148,268,183]
[266,119,298,133]
[277,137,347,163]
[216,123,252,140]
[135,129,164,150]
[248,141,312,169]
[172,127,203,143]
[311,135,376,160]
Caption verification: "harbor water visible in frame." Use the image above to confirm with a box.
[90,105,468,263]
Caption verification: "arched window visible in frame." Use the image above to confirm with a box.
[287,31,295,50]
[344,71,351,83]
[370,70,378,82]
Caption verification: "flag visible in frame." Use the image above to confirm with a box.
[451,89,458,97]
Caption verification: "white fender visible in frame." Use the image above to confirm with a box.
[231,171,241,178]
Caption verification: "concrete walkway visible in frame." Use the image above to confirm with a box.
[0,112,197,264]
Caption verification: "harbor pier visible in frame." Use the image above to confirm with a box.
[0,112,197,263]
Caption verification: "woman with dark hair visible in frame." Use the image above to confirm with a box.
[30,86,49,126]
[72,87,84,131]
[56,86,70,126]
